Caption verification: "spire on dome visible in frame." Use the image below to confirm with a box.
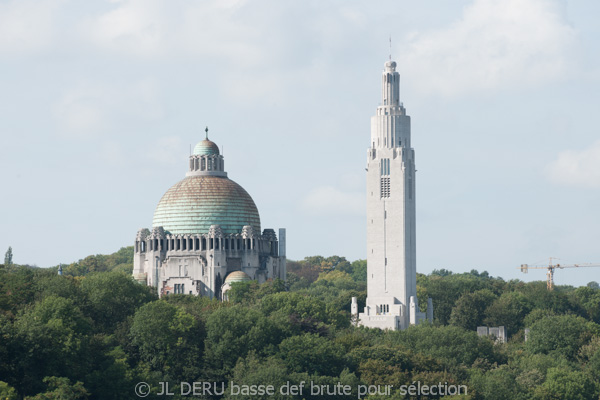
[191,126,220,157]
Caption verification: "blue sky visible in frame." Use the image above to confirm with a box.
[1,0,599,286]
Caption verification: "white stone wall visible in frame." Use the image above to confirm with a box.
[361,60,421,330]
[133,230,286,300]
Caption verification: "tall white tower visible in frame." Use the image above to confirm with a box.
[356,60,431,330]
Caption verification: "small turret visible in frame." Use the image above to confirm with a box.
[409,296,417,325]
[187,127,227,177]
[427,297,433,322]
[351,297,358,323]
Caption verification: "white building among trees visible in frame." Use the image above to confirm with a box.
[133,129,286,299]
[354,60,432,330]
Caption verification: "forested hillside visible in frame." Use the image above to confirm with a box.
[1,249,599,399]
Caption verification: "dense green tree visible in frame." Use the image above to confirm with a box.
[526,314,599,360]
[0,266,36,317]
[421,273,499,324]
[570,286,600,323]
[285,272,311,291]
[335,259,366,283]
[303,255,348,271]
[80,255,104,274]
[278,333,345,376]
[347,343,448,390]
[104,246,135,274]
[469,269,490,278]
[225,353,291,400]
[532,367,598,400]
[80,271,156,332]
[431,269,453,277]
[304,370,361,400]
[450,289,497,331]
[512,351,571,378]
[522,308,557,327]
[287,256,352,284]
[350,259,367,282]
[61,247,134,276]
[4,246,13,269]
[227,278,286,304]
[315,269,351,285]
[0,381,17,400]
[80,343,132,400]
[382,324,499,367]
[469,365,522,400]
[286,260,322,283]
[357,358,409,388]
[484,291,533,334]
[25,377,89,400]
[226,281,258,304]
[261,292,328,323]
[5,249,600,399]
[519,281,575,315]
[315,270,359,291]
[347,343,446,382]
[33,271,81,304]
[8,296,92,397]
[129,301,204,381]
[203,305,285,378]
[0,315,16,395]
[162,292,227,324]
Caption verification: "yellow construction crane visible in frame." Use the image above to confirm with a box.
[519,258,600,290]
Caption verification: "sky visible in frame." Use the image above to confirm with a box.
[1,0,599,287]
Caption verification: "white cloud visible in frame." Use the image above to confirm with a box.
[546,141,600,188]
[79,0,292,103]
[301,186,364,217]
[54,79,164,137]
[78,0,366,104]
[82,0,264,62]
[85,0,169,56]
[0,0,64,55]
[402,0,577,97]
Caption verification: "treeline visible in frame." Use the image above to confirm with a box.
[54,247,135,276]
[0,251,599,399]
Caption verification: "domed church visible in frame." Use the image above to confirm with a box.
[133,128,286,299]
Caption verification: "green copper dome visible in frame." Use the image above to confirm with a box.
[152,175,261,235]
[193,139,220,156]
